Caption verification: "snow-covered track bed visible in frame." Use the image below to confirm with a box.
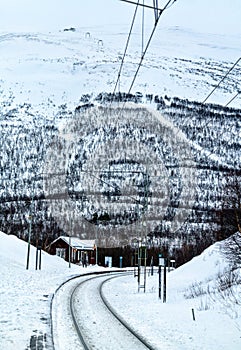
[52,272,155,350]
[99,275,157,350]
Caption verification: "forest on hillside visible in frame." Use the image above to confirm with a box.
[0,93,240,264]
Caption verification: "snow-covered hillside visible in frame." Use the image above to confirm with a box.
[1,25,239,109]
[0,0,240,110]
[0,1,240,248]
[1,231,240,349]
[1,96,240,249]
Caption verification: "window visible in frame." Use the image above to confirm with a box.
[56,248,66,259]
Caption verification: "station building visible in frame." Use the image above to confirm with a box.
[48,236,96,265]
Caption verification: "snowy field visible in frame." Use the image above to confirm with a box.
[1,231,241,349]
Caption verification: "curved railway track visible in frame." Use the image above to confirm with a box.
[51,271,157,350]
[99,275,157,350]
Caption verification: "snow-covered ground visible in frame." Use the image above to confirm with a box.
[103,249,241,350]
[1,231,240,349]
[0,231,106,349]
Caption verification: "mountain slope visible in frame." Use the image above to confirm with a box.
[0,1,240,249]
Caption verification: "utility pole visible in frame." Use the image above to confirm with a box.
[26,183,34,270]
[69,236,71,268]
[158,264,162,299]
[26,214,32,270]
[158,254,163,299]
[95,221,98,265]
[26,173,44,270]
[69,222,72,268]
[163,260,167,303]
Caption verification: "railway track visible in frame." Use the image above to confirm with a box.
[51,271,157,350]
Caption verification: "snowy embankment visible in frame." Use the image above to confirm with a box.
[103,241,241,350]
[0,231,104,350]
[1,232,240,349]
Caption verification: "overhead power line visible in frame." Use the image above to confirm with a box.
[112,0,140,96]
[202,57,241,104]
[115,0,176,98]
[120,0,162,11]
[142,0,145,55]
[225,91,240,107]
[127,0,175,95]
[153,0,159,22]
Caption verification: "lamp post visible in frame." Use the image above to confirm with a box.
[25,173,46,270]
[138,236,148,292]
[131,238,139,277]
[95,224,98,265]
[26,174,41,270]
[69,214,73,268]
[69,234,71,268]
[26,212,32,270]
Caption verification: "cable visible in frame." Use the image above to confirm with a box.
[225,91,240,107]
[165,0,177,10]
[127,0,174,95]
[176,57,241,134]
[112,0,140,96]
[202,57,241,104]
[120,0,162,11]
[142,0,145,55]
[153,0,158,22]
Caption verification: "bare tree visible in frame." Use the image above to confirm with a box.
[222,171,241,265]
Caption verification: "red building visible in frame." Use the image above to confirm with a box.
[48,236,96,265]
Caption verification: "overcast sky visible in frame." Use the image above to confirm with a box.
[0,0,241,35]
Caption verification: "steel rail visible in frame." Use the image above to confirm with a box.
[68,272,157,350]
[99,274,157,350]
[50,270,127,350]
[70,275,101,350]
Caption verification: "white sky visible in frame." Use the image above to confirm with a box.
[0,0,241,35]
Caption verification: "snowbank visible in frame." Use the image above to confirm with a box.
[169,240,230,290]
[0,231,69,269]
[0,231,102,349]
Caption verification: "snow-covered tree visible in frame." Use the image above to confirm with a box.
[222,172,241,265]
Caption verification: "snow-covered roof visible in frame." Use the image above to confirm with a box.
[51,236,95,250]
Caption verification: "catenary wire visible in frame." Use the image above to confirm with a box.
[116,1,235,179]
[126,0,176,95]
[112,0,140,96]
[202,56,241,104]
[142,0,145,55]
[225,91,240,107]
[120,0,162,11]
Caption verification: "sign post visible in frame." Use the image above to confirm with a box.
[119,256,123,268]
[158,254,163,299]
[150,256,154,276]
[158,255,167,302]
[158,264,162,299]
[35,245,42,270]
[163,259,167,303]
[38,246,42,270]
[35,247,38,270]
[105,256,112,268]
